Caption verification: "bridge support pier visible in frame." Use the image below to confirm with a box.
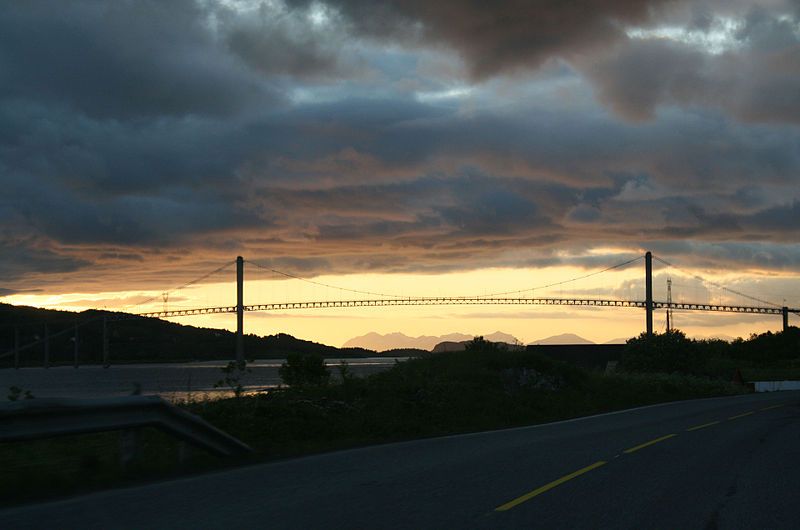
[645,251,653,337]
[783,306,789,332]
[236,256,244,366]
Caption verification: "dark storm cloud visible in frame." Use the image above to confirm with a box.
[223,2,363,80]
[568,205,603,223]
[0,0,372,121]
[0,0,280,120]
[257,174,572,255]
[1,0,799,293]
[580,9,800,123]
[0,98,263,199]
[4,150,267,247]
[280,0,800,126]
[0,288,43,298]
[243,97,800,192]
[0,236,91,283]
[5,89,800,287]
[644,240,800,273]
[748,200,800,231]
[287,0,671,79]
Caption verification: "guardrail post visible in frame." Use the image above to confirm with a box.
[119,429,139,469]
[783,306,789,332]
[178,441,188,464]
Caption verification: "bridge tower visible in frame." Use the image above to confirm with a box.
[645,251,653,337]
[236,256,244,366]
[666,278,673,333]
[784,306,789,332]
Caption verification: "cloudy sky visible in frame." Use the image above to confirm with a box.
[2,0,799,345]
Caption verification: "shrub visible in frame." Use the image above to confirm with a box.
[279,353,330,387]
[620,330,701,374]
[464,336,506,353]
[213,361,251,398]
[730,327,800,362]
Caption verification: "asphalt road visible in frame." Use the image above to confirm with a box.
[4,391,799,529]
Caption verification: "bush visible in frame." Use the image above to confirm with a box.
[620,330,702,374]
[279,353,330,387]
[192,349,746,459]
[213,361,250,398]
[730,327,800,362]
[463,336,506,353]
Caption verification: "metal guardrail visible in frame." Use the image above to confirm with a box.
[0,396,253,457]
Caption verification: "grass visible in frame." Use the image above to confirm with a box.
[190,350,746,458]
[1,349,748,505]
[702,356,800,381]
[0,427,227,506]
[740,367,800,381]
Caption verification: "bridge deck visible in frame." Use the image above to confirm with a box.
[135,298,797,319]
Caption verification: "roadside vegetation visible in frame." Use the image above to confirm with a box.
[191,338,746,459]
[6,327,798,505]
[620,327,800,381]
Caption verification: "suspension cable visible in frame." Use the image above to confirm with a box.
[123,260,235,312]
[246,260,409,299]
[247,255,644,301]
[469,255,644,298]
[652,255,782,308]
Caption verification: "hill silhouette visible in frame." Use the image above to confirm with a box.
[0,303,374,366]
[528,333,593,345]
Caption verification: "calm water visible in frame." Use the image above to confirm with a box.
[0,358,407,401]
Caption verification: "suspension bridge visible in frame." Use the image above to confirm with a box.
[2,251,798,367]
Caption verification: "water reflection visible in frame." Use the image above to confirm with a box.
[0,358,406,402]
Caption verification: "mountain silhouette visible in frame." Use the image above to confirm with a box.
[343,332,472,351]
[344,331,604,350]
[527,333,594,345]
[343,331,521,351]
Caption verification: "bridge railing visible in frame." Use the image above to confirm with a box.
[129,297,797,318]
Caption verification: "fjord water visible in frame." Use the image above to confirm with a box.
[0,358,406,401]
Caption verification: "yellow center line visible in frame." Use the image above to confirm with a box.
[495,461,607,512]
[494,403,785,513]
[686,420,720,432]
[623,433,677,454]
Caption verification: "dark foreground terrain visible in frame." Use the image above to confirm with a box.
[3,391,798,529]
[1,348,746,505]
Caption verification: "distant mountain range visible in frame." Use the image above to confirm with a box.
[695,334,738,342]
[528,333,593,345]
[342,331,520,351]
[343,331,614,351]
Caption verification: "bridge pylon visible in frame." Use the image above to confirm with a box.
[645,251,653,337]
[236,256,244,366]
